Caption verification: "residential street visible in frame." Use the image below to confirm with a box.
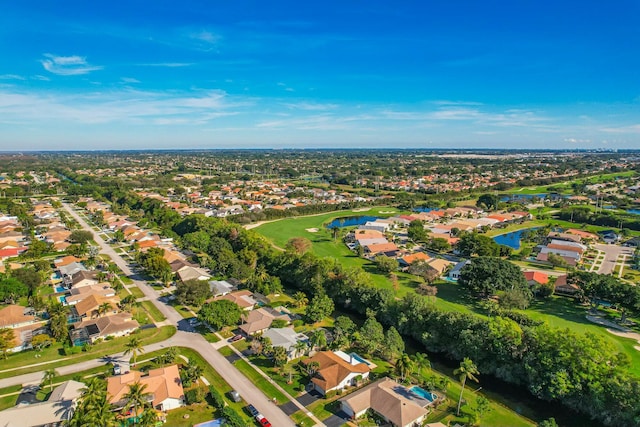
[61,203,299,427]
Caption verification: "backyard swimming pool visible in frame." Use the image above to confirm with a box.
[55,286,66,293]
[410,386,437,402]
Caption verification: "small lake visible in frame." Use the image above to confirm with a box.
[493,227,540,250]
[326,215,380,228]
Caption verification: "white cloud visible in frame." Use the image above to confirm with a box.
[121,77,140,84]
[138,62,193,68]
[0,87,250,126]
[0,74,25,80]
[40,54,103,75]
[600,124,640,134]
[190,30,220,45]
[564,138,591,143]
[281,101,339,111]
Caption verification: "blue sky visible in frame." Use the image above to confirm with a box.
[1,1,639,150]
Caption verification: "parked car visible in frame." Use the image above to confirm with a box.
[228,334,244,343]
[245,404,259,417]
[228,390,241,403]
[113,364,121,375]
[257,416,272,427]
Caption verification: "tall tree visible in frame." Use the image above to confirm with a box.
[124,336,144,367]
[411,352,431,379]
[122,382,151,426]
[455,357,480,416]
[305,293,334,323]
[42,368,57,392]
[198,300,242,330]
[0,328,15,359]
[395,353,414,382]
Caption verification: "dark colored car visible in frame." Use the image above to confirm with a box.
[228,334,244,342]
[245,404,259,417]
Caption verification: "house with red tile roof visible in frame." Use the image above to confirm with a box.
[302,351,370,396]
[524,271,549,286]
[107,365,185,412]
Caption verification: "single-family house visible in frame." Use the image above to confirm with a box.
[262,327,309,360]
[524,271,549,286]
[554,275,580,296]
[70,270,99,288]
[208,280,234,297]
[176,266,211,283]
[239,307,290,335]
[448,260,470,280]
[399,252,431,268]
[0,305,36,329]
[107,365,185,412]
[426,258,453,276]
[302,351,370,396]
[339,377,432,427]
[216,290,257,311]
[73,312,140,344]
[0,380,84,427]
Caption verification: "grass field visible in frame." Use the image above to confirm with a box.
[139,300,167,322]
[502,171,636,195]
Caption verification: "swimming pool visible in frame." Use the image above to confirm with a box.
[350,352,371,366]
[410,386,437,402]
[193,419,223,427]
[55,286,66,293]
[58,296,67,304]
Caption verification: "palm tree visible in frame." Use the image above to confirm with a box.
[395,353,414,382]
[272,346,287,367]
[69,378,115,427]
[122,382,151,426]
[124,336,144,367]
[43,368,57,392]
[411,352,431,379]
[293,291,308,308]
[310,329,327,351]
[281,363,295,384]
[293,340,309,358]
[454,357,479,416]
[304,361,320,377]
[97,302,112,317]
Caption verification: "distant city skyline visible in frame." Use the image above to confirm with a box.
[1,1,639,150]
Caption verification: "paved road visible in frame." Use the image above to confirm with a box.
[62,203,297,427]
[593,243,634,275]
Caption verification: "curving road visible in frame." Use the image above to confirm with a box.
[61,203,297,427]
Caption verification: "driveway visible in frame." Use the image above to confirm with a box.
[593,243,634,275]
[61,203,297,427]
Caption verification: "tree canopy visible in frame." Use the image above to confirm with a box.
[458,257,529,298]
[198,300,242,330]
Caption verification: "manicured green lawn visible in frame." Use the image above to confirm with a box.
[139,300,167,322]
[291,410,316,427]
[519,297,640,376]
[227,358,289,404]
[128,286,145,299]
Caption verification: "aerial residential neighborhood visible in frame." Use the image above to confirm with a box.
[0,151,639,427]
[2,1,640,426]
